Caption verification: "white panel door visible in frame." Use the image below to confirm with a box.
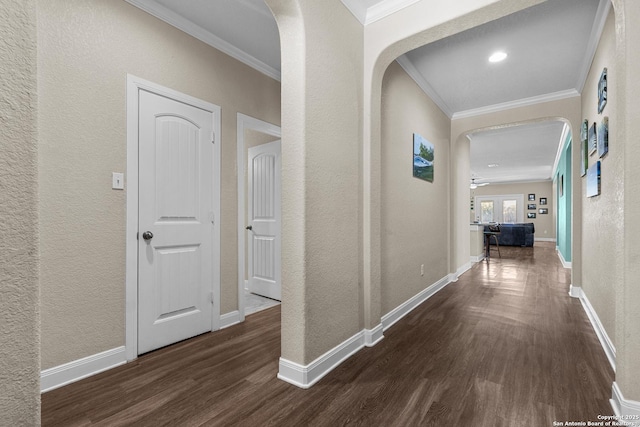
[247,140,281,301]
[138,89,215,354]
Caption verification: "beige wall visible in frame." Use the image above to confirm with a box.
[0,0,40,423]
[37,0,280,369]
[613,0,640,401]
[267,0,364,364]
[471,181,556,240]
[380,62,450,315]
[580,8,619,351]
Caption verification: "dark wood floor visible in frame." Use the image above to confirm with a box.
[42,242,614,426]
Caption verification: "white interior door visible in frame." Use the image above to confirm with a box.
[247,140,281,301]
[138,89,216,355]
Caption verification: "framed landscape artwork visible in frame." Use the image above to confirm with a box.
[598,117,609,158]
[539,208,548,214]
[528,204,536,210]
[598,68,607,114]
[581,119,588,176]
[413,133,434,182]
[527,212,536,219]
[589,122,597,156]
[587,161,601,198]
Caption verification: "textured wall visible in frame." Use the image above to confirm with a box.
[267,0,364,364]
[0,0,40,423]
[611,0,640,401]
[380,62,450,315]
[37,0,280,369]
[580,9,619,350]
[471,180,556,240]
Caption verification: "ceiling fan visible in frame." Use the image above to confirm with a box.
[470,178,490,190]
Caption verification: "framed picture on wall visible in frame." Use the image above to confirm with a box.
[540,198,547,205]
[598,117,609,158]
[598,67,608,114]
[587,161,601,198]
[528,204,536,210]
[539,208,548,214]
[412,133,434,182]
[589,122,598,156]
[581,119,588,176]
[528,193,535,201]
[527,212,536,219]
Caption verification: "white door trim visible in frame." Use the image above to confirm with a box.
[126,75,221,361]
[236,113,281,322]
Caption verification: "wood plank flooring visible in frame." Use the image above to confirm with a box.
[42,242,615,426]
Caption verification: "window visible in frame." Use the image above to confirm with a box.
[502,200,517,223]
[480,201,494,223]
[474,194,524,223]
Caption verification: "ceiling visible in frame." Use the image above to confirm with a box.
[126,0,610,185]
[469,121,567,184]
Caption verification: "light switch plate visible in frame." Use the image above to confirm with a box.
[112,172,124,190]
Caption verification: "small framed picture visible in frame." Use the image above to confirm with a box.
[539,208,548,215]
[527,212,536,219]
[589,122,597,156]
[598,117,609,158]
[598,67,607,114]
[540,198,547,205]
[527,204,536,210]
[581,119,588,176]
[528,193,535,201]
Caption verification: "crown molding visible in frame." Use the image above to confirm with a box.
[366,0,421,25]
[341,0,420,25]
[125,0,281,81]
[340,0,369,25]
[396,55,453,117]
[575,0,612,93]
[451,89,580,120]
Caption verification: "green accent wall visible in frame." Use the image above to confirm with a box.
[555,134,572,262]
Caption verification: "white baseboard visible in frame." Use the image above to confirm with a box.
[557,249,572,268]
[535,237,557,242]
[611,382,640,417]
[278,330,367,389]
[278,272,455,390]
[364,324,384,347]
[220,310,241,329]
[574,287,616,372]
[568,284,581,299]
[455,262,472,281]
[41,346,127,393]
[470,255,485,263]
[381,274,452,331]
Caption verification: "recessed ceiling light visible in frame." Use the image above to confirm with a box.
[489,51,507,63]
[488,163,499,168]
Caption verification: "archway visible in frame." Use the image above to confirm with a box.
[265,1,640,407]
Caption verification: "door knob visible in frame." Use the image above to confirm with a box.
[142,231,154,241]
[245,225,252,231]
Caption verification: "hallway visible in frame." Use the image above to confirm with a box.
[42,242,614,426]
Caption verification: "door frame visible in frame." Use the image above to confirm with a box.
[236,113,281,322]
[125,75,221,361]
